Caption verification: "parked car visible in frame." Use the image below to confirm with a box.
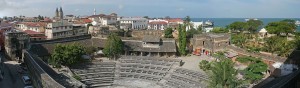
[24,86,33,88]
[22,76,32,85]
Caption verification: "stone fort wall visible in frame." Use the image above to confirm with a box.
[131,30,164,38]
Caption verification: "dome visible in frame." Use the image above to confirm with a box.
[259,28,267,33]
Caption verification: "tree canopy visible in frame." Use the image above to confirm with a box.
[103,33,124,60]
[199,60,211,71]
[209,59,243,88]
[227,20,263,33]
[178,24,187,56]
[50,44,86,67]
[246,20,263,33]
[265,21,296,35]
[164,28,173,38]
[211,27,229,33]
[242,57,268,83]
[227,21,247,32]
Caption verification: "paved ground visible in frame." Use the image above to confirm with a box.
[106,78,162,88]
[0,52,25,88]
[177,54,215,72]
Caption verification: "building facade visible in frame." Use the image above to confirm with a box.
[119,17,148,30]
[148,19,168,30]
[88,13,118,26]
[4,32,30,62]
[192,33,230,55]
[45,20,73,39]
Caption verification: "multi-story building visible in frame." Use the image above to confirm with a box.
[192,33,230,55]
[16,22,46,33]
[88,13,117,26]
[148,19,168,30]
[119,17,148,30]
[45,20,73,39]
[15,22,47,40]
[165,18,184,29]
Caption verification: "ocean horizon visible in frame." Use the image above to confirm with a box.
[190,18,300,31]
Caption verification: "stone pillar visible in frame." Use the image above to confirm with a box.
[158,52,160,57]
[140,52,143,56]
[149,52,151,57]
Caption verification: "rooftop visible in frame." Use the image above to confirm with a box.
[119,17,148,21]
[142,35,161,42]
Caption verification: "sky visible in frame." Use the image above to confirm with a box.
[0,0,299,18]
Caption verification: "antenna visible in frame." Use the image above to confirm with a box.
[94,8,96,15]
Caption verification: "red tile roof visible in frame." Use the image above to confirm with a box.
[81,19,92,23]
[149,21,168,25]
[21,22,46,27]
[24,30,44,35]
[166,18,184,23]
[41,18,52,22]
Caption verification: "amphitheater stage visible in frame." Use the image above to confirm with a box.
[105,78,162,88]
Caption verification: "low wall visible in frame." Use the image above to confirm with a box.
[23,50,65,88]
[227,45,286,62]
[31,34,91,44]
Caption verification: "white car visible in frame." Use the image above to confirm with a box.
[22,76,32,85]
[24,86,33,88]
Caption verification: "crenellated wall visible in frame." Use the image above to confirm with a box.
[131,30,164,38]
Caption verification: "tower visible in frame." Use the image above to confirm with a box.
[55,8,59,17]
[94,8,96,15]
[59,7,64,19]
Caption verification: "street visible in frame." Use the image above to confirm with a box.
[0,52,25,88]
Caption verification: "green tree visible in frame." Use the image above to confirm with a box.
[227,22,247,32]
[246,19,263,33]
[164,28,173,38]
[231,33,247,48]
[265,21,296,36]
[211,27,229,33]
[178,24,187,56]
[209,59,243,88]
[184,16,192,30]
[243,61,268,83]
[38,15,44,20]
[199,60,211,71]
[50,44,86,67]
[103,33,124,60]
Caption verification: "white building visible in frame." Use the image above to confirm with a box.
[119,17,148,30]
[148,19,168,30]
[45,20,73,39]
[88,13,117,26]
[191,22,203,29]
[15,22,46,32]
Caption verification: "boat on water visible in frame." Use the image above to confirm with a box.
[245,18,258,21]
[296,20,300,26]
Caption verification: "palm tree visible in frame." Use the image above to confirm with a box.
[209,59,243,88]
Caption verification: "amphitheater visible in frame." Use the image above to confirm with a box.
[71,56,209,88]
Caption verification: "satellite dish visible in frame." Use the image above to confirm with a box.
[92,21,97,26]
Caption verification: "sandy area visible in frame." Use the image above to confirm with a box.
[177,55,215,72]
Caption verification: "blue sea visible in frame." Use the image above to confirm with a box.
[190,18,300,31]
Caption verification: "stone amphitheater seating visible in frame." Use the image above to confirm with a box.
[71,56,208,88]
[72,62,116,87]
[163,68,208,88]
[118,56,181,82]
